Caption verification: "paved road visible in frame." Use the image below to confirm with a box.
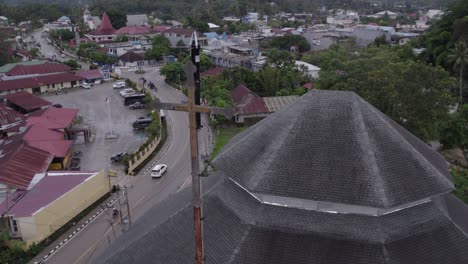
[32,68,213,264]
[32,29,89,69]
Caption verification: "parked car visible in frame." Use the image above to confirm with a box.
[128,67,137,72]
[132,118,152,130]
[151,164,167,178]
[129,102,145,109]
[135,69,146,74]
[52,103,62,108]
[120,89,136,97]
[61,53,66,58]
[80,82,92,89]
[111,152,128,162]
[113,81,126,89]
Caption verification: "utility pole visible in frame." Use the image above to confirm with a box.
[153,32,234,264]
[124,185,132,226]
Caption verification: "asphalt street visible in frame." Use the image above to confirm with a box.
[30,67,212,264]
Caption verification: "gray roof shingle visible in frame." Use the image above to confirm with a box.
[213,90,453,209]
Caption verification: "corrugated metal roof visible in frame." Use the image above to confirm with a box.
[201,67,225,77]
[76,69,103,80]
[4,91,51,111]
[0,104,25,127]
[26,107,78,129]
[88,12,115,36]
[26,140,72,157]
[6,63,70,76]
[263,96,298,112]
[0,141,53,189]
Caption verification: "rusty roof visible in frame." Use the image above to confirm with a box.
[0,140,53,189]
[0,104,25,128]
[6,62,71,76]
[4,91,51,111]
[231,85,269,115]
[263,96,298,112]
[26,107,78,129]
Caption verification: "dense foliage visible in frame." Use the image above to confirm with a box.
[315,45,457,142]
[0,33,13,66]
[107,9,127,29]
[145,35,171,61]
[261,35,310,53]
[451,167,468,204]
[0,3,73,23]
[49,29,75,42]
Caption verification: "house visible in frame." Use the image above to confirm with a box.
[2,62,71,79]
[0,171,110,247]
[126,14,149,27]
[0,73,83,95]
[373,10,398,19]
[0,16,8,26]
[163,28,207,47]
[97,90,468,263]
[107,41,152,57]
[0,61,49,76]
[295,61,320,79]
[231,84,298,124]
[26,106,79,135]
[114,26,159,41]
[201,67,225,78]
[0,104,25,138]
[0,140,53,190]
[85,12,116,43]
[118,51,146,67]
[21,125,72,170]
[4,91,51,114]
[352,25,396,47]
[76,69,103,84]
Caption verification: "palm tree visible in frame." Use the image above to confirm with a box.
[448,41,468,104]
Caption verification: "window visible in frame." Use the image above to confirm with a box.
[10,219,18,233]
[52,84,55,88]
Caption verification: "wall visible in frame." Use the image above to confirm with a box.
[128,133,161,175]
[21,171,109,247]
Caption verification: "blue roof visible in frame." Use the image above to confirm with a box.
[204,32,219,40]
[58,16,70,22]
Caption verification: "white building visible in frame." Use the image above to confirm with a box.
[295,61,320,79]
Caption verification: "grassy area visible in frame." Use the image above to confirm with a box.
[451,166,468,204]
[211,126,246,160]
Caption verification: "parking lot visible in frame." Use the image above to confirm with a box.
[42,81,148,172]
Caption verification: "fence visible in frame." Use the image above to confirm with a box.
[127,128,162,175]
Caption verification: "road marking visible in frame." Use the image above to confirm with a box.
[135,196,147,207]
[177,176,191,192]
[72,227,112,264]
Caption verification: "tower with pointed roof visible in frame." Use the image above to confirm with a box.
[98,90,468,264]
[84,12,116,42]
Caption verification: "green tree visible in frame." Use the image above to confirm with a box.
[448,41,468,103]
[182,53,212,72]
[265,48,295,68]
[317,48,457,142]
[49,29,75,42]
[114,34,129,43]
[451,167,468,204]
[160,62,184,83]
[107,9,127,29]
[265,35,311,52]
[29,48,40,58]
[0,32,12,66]
[63,59,81,70]
[145,35,171,60]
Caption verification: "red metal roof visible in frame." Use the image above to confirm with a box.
[0,141,53,189]
[76,69,103,80]
[119,51,145,62]
[201,67,225,77]
[89,12,116,35]
[23,125,64,141]
[6,63,71,76]
[0,27,15,36]
[115,26,152,35]
[4,91,51,111]
[0,73,83,92]
[0,104,25,127]
[0,172,98,217]
[26,107,78,130]
[163,28,203,38]
[231,85,269,115]
[26,140,72,157]
[303,82,314,90]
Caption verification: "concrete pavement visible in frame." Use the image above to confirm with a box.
[31,68,213,264]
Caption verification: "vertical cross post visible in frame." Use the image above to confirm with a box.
[153,32,234,264]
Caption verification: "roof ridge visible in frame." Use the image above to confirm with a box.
[351,94,389,208]
[360,97,454,190]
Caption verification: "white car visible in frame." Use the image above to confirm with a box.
[120,89,135,97]
[128,67,138,72]
[80,82,92,89]
[113,81,126,89]
[151,164,167,178]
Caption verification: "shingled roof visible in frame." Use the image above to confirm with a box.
[97,90,468,264]
[216,90,453,209]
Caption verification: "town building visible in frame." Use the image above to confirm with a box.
[0,104,25,138]
[118,51,146,67]
[0,73,83,95]
[4,91,51,114]
[76,69,104,85]
[295,61,320,79]
[2,62,71,79]
[231,84,298,124]
[0,61,49,76]
[0,16,8,26]
[0,171,110,247]
[85,12,116,43]
[163,28,207,47]
[107,41,152,57]
[97,90,468,263]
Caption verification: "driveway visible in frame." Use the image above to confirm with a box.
[42,82,148,171]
